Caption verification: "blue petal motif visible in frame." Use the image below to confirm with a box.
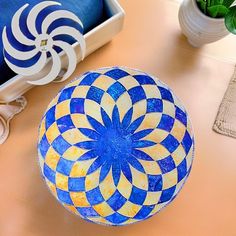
[121,162,132,183]
[99,161,112,182]
[75,141,97,150]
[131,129,153,140]
[128,155,146,173]
[132,140,156,148]
[132,149,154,161]
[126,115,145,134]
[112,161,121,186]
[112,105,121,130]
[101,108,112,128]
[87,156,105,174]
[79,128,101,140]
[121,108,133,129]
[87,115,107,134]
[78,150,98,161]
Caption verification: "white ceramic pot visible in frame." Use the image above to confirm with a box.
[178,0,229,47]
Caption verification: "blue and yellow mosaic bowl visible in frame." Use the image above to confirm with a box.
[38,67,194,226]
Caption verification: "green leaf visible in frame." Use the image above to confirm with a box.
[197,0,207,14]
[207,5,229,17]
[223,0,235,7]
[225,5,236,34]
[211,0,224,6]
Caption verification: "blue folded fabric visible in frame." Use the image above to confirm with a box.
[0,0,104,85]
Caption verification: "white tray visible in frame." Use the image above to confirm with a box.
[0,0,125,103]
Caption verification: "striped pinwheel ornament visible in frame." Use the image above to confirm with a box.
[2,1,86,85]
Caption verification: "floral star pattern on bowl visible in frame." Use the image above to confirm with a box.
[38,67,194,226]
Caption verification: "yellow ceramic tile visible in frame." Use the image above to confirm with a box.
[62,128,91,145]
[187,119,193,135]
[63,146,87,161]
[70,192,90,207]
[99,169,116,200]
[45,122,60,143]
[118,201,141,217]
[116,92,132,121]
[46,180,57,196]
[162,100,176,118]
[100,92,115,119]
[87,216,112,225]
[162,169,178,190]
[172,145,186,167]
[64,78,81,88]
[170,119,186,142]
[64,204,78,215]
[98,67,115,75]
[138,159,162,175]
[139,144,170,161]
[186,145,194,172]
[143,191,162,205]
[151,202,167,215]
[70,159,95,177]
[85,167,101,191]
[130,166,148,191]
[122,218,139,225]
[92,75,115,91]
[84,99,103,124]
[142,128,169,143]
[119,76,140,90]
[118,68,146,77]
[172,95,186,112]
[136,113,162,132]
[39,118,46,140]
[56,173,68,191]
[174,177,186,196]
[71,114,91,129]
[71,85,90,98]
[142,85,161,99]
[45,147,60,170]
[93,202,114,217]
[38,152,45,171]
[121,219,140,225]
[156,80,169,90]
[117,172,133,199]
[55,100,71,120]
[47,94,59,110]
[131,100,147,123]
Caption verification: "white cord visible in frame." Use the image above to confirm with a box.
[0,96,27,144]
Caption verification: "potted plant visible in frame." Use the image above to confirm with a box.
[179,0,236,47]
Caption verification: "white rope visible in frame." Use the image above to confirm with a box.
[0,96,27,144]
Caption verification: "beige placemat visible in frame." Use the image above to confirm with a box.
[213,66,236,138]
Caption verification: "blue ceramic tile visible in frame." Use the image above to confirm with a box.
[159,186,176,203]
[147,98,163,113]
[68,177,85,192]
[148,175,163,191]
[133,75,156,85]
[157,114,175,132]
[43,164,56,184]
[70,98,85,114]
[56,158,74,176]
[158,156,176,174]
[107,190,127,211]
[128,86,146,104]
[107,82,126,101]
[161,134,179,153]
[129,186,147,205]
[57,189,73,205]
[105,68,129,80]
